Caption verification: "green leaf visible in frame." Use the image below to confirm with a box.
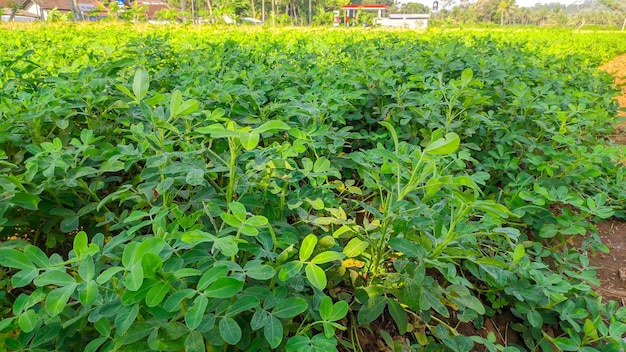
[278,261,303,281]
[0,317,15,333]
[0,248,35,270]
[473,200,511,219]
[11,269,39,288]
[264,315,283,348]
[185,295,209,330]
[343,238,369,257]
[319,296,333,321]
[239,225,259,237]
[552,337,580,351]
[226,296,260,316]
[78,257,95,281]
[46,284,76,317]
[18,309,39,333]
[379,121,399,153]
[273,297,308,319]
[388,299,408,334]
[176,99,199,117]
[306,198,325,210]
[205,277,244,298]
[10,192,40,210]
[181,230,216,244]
[310,251,345,264]
[197,265,229,291]
[444,335,474,352]
[251,309,269,331]
[185,330,205,352]
[330,300,349,322]
[31,322,61,347]
[253,120,291,134]
[116,83,135,100]
[196,124,239,138]
[240,131,260,150]
[609,321,626,339]
[285,336,311,352]
[146,282,170,307]
[527,310,543,328]
[23,245,50,268]
[164,289,195,312]
[424,132,460,155]
[246,215,268,227]
[512,244,525,263]
[305,263,327,290]
[186,169,205,186]
[96,266,124,284]
[447,284,485,315]
[228,202,248,222]
[61,214,79,233]
[174,268,202,279]
[213,236,239,256]
[169,90,183,117]
[313,157,331,173]
[299,234,318,261]
[84,337,108,352]
[132,68,149,101]
[34,270,76,287]
[220,213,241,227]
[357,296,386,325]
[219,317,242,345]
[79,280,98,306]
[244,263,276,281]
[460,68,473,85]
[94,318,111,337]
[124,264,144,291]
[388,238,422,258]
[115,303,140,336]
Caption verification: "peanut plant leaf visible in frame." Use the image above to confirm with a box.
[299,234,317,262]
[0,248,35,270]
[272,297,308,319]
[424,132,460,155]
[132,68,149,101]
[204,277,244,298]
[219,317,242,345]
[185,330,205,352]
[305,263,327,290]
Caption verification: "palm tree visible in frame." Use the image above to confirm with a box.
[497,0,515,25]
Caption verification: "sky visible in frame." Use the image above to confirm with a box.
[405,0,583,8]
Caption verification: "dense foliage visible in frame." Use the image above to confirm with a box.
[1,24,626,351]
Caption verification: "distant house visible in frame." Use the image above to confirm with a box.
[376,13,431,29]
[131,0,171,21]
[0,0,103,20]
[339,3,430,29]
[0,0,39,21]
[0,0,169,21]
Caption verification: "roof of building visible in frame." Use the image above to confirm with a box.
[134,0,171,18]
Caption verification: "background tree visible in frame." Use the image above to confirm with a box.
[496,0,516,25]
[395,2,429,13]
[599,0,625,30]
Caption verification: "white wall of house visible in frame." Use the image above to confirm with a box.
[376,14,430,29]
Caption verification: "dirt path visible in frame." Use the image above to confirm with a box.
[592,55,626,302]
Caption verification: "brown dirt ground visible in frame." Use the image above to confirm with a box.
[594,55,626,302]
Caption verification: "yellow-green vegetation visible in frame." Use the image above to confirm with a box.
[1,24,626,351]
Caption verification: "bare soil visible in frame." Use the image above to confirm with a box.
[593,54,626,303]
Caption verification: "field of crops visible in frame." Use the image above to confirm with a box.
[1,24,626,352]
